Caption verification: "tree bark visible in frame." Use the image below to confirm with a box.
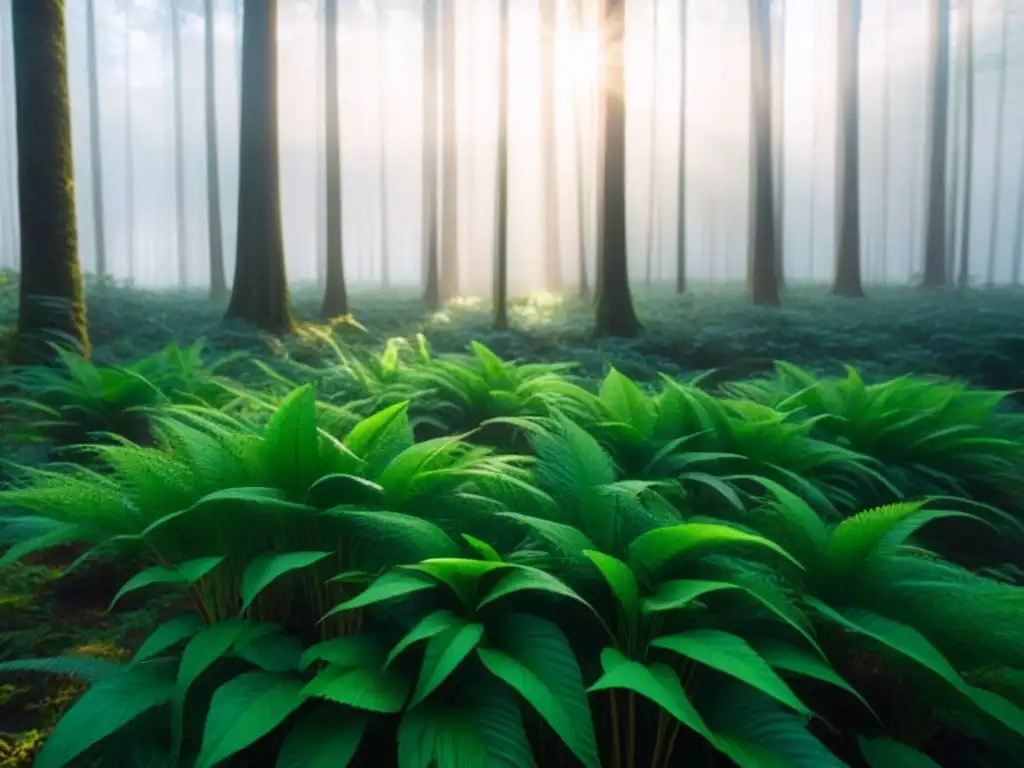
[85,0,107,278]
[494,0,510,330]
[956,0,973,289]
[773,0,786,289]
[422,0,441,308]
[595,0,640,337]
[644,0,660,287]
[985,0,1008,287]
[676,0,687,294]
[225,0,293,332]
[921,0,951,288]
[205,0,227,299]
[12,0,90,361]
[377,0,391,287]
[171,0,188,285]
[439,0,459,300]
[571,0,589,300]
[833,0,864,297]
[879,0,890,284]
[540,0,562,292]
[320,0,348,317]
[123,0,135,282]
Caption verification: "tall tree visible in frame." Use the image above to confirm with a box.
[833,0,864,297]
[85,0,107,278]
[922,0,951,287]
[493,0,510,330]
[123,0,135,282]
[170,0,188,285]
[571,0,590,299]
[225,0,293,331]
[0,1,20,267]
[595,0,640,336]
[747,0,781,305]
[422,0,440,308]
[1013,139,1024,284]
[985,0,1009,287]
[376,0,391,287]
[644,0,660,287]
[956,0,974,288]
[320,0,348,317]
[676,0,688,294]
[773,0,786,288]
[205,0,227,299]
[878,0,890,284]
[439,0,459,300]
[11,0,89,360]
[540,0,562,292]
[315,0,326,286]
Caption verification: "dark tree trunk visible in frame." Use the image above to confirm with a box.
[422,0,440,309]
[956,0,973,289]
[439,0,459,301]
[320,0,347,317]
[171,0,188,285]
[676,0,687,294]
[85,0,107,278]
[12,0,90,361]
[540,0,562,293]
[833,0,865,298]
[123,0,135,283]
[377,1,391,288]
[494,0,510,331]
[225,0,293,332]
[773,0,785,289]
[922,0,951,288]
[205,0,227,300]
[985,0,1009,287]
[748,0,781,306]
[595,0,640,337]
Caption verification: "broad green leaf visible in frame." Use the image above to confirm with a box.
[343,401,414,473]
[651,630,810,716]
[629,523,803,577]
[583,550,640,636]
[299,635,385,672]
[0,655,127,683]
[143,488,314,539]
[600,367,656,438]
[178,620,250,694]
[109,557,224,610]
[0,523,89,567]
[462,534,503,562]
[477,566,595,615]
[680,472,747,514]
[754,640,874,716]
[235,630,304,673]
[240,551,333,613]
[858,736,942,768]
[263,384,321,497]
[398,704,491,768]
[276,706,367,768]
[34,661,177,768]
[826,501,928,573]
[195,672,306,768]
[641,578,740,615]
[321,570,436,621]
[408,558,513,606]
[496,512,596,555]
[410,623,486,707]
[302,664,410,713]
[304,474,385,510]
[587,648,711,741]
[131,614,205,666]
[387,610,466,667]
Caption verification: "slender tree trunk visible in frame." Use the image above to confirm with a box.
[422,0,440,308]
[377,1,391,287]
[922,0,951,288]
[879,0,890,284]
[1012,143,1024,284]
[170,0,188,285]
[676,0,688,294]
[439,0,459,300]
[774,0,786,288]
[985,0,1009,287]
[833,0,864,297]
[956,0,974,289]
[315,0,326,287]
[0,4,17,270]
[12,0,90,361]
[123,0,135,283]
[946,14,963,285]
[540,0,562,293]
[320,0,347,317]
[86,0,107,278]
[204,0,227,299]
[225,0,293,332]
[494,0,510,330]
[748,0,781,306]
[644,0,660,287]
[570,0,590,300]
[595,0,640,337]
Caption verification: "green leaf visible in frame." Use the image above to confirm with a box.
[34,661,177,768]
[299,635,385,672]
[302,664,411,713]
[462,533,503,562]
[321,570,436,622]
[628,523,803,577]
[408,558,513,606]
[587,648,712,741]
[858,736,942,768]
[263,384,321,497]
[583,550,640,632]
[641,578,740,615]
[195,672,306,768]
[0,523,89,567]
[235,630,304,673]
[754,640,874,716]
[387,610,466,667]
[680,472,747,514]
[276,706,367,768]
[477,566,595,615]
[479,614,599,768]
[0,655,127,683]
[240,551,333,613]
[343,401,415,474]
[496,512,597,555]
[600,367,656,438]
[304,474,385,510]
[131,614,205,666]
[651,629,810,716]
[178,620,250,694]
[410,622,486,707]
[109,557,224,610]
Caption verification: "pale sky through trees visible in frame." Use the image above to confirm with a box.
[0,0,1022,294]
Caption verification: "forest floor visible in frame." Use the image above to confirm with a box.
[2,276,1024,765]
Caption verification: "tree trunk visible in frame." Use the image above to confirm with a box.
[320,0,347,317]
[644,0,660,287]
[956,0,973,289]
[676,0,688,294]
[123,0,135,283]
[748,0,781,306]
[225,0,293,332]
[494,0,510,330]
[377,1,391,288]
[439,0,459,300]
[921,0,951,288]
[315,0,326,287]
[774,0,786,289]
[205,0,227,299]
[1012,142,1024,284]
[422,0,440,308]
[12,0,90,361]
[85,0,107,279]
[571,0,590,300]
[595,0,640,337]
[171,0,188,286]
[879,0,890,284]
[540,0,562,293]
[985,0,1008,287]
[833,0,864,297]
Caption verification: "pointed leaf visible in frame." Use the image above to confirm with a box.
[299,635,386,672]
[463,533,503,562]
[263,384,321,496]
[755,640,874,716]
[276,706,367,768]
[321,570,436,622]
[629,523,803,577]
[410,622,486,707]
[240,551,333,613]
[109,557,224,610]
[302,664,410,713]
[858,736,942,768]
[477,566,595,615]
[387,610,466,667]
[131,614,205,666]
[583,550,640,634]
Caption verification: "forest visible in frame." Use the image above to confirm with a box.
[1,0,1024,766]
